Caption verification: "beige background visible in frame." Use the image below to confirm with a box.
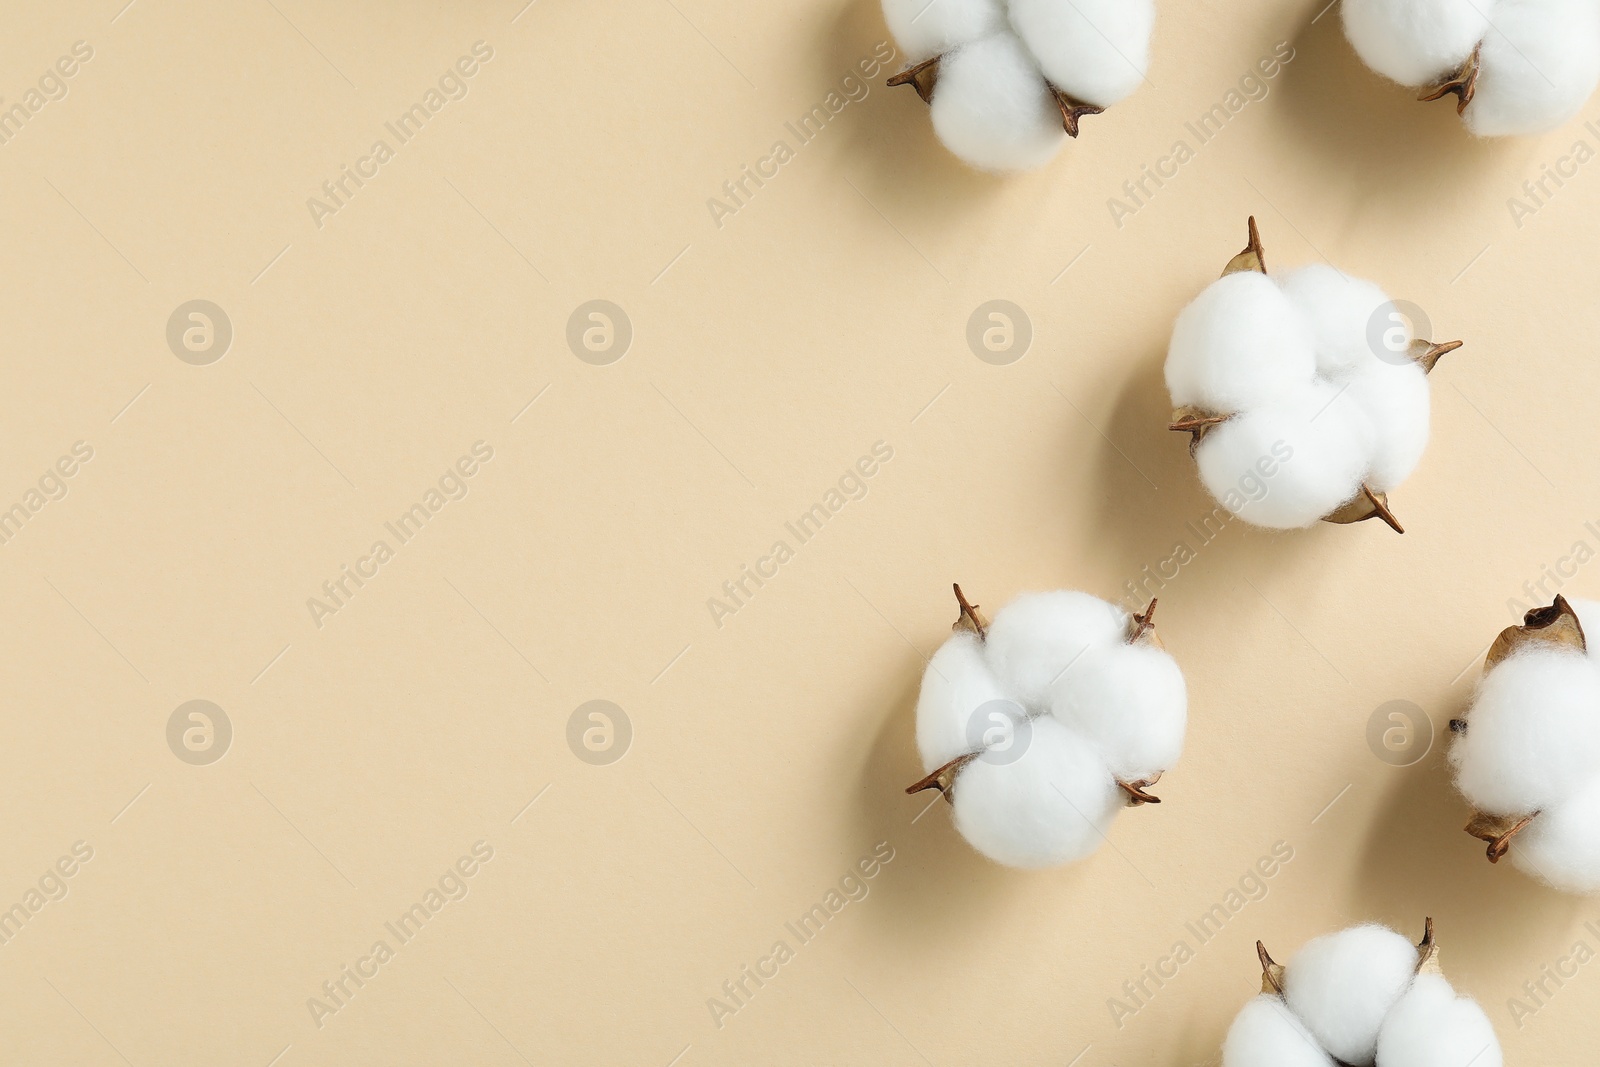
[1,0,1598,1063]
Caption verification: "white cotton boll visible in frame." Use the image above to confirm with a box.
[1006,0,1154,107]
[950,715,1121,867]
[929,32,1067,171]
[983,590,1126,710]
[1375,973,1504,1067]
[1450,648,1600,815]
[1465,0,1600,136]
[1341,0,1492,87]
[1222,995,1338,1067]
[1342,361,1431,492]
[1509,774,1600,892]
[1282,924,1420,1066]
[916,632,1012,769]
[1194,382,1373,530]
[1277,264,1402,381]
[881,0,1006,62]
[1165,272,1318,414]
[1048,642,1186,781]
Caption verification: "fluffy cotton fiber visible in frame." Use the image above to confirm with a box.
[1451,596,1600,892]
[881,0,1153,169]
[1165,252,1435,530]
[1282,925,1419,1065]
[1343,0,1600,136]
[1223,924,1503,1067]
[913,590,1186,868]
[1376,974,1504,1067]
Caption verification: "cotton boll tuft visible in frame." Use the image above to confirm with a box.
[1342,361,1431,492]
[1509,774,1600,892]
[1049,642,1186,781]
[911,587,1187,869]
[1282,924,1419,1066]
[1006,0,1154,106]
[1277,264,1403,381]
[1195,382,1373,530]
[1165,271,1318,413]
[1375,973,1504,1067]
[1450,648,1600,815]
[1167,230,1450,530]
[1222,995,1337,1067]
[929,33,1067,171]
[1341,0,1492,87]
[950,716,1121,867]
[1465,0,1600,136]
[983,590,1126,710]
[881,0,1007,63]
[915,632,1012,769]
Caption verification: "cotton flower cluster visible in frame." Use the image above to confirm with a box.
[909,586,1185,868]
[1451,594,1600,892]
[1224,923,1502,1067]
[880,0,1153,170]
[1343,0,1600,136]
[1165,219,1459,532]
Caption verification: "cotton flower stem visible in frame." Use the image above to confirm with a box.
[952,583,989,639]
[1324,484,1405,533]
[905,751,979,804]
[1409,338,1462,374]
[1419,43,1480,115]
[1050,89,1104,138]
[1465,810,1538,862]
[1222,216,1267,277]
[1485,594,1587,669]
[886,55,940,103]
[1415,917,1442,975]
[1255,941,1286,995]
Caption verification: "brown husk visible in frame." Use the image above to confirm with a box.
[1419,43,1480,114]
[1485,594,1587,669]
[1465,811,1537,863]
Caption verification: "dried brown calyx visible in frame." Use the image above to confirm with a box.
[1485,594,1587,669]
[905,587,1166,806]
[1465,812,1537,863]
[1455,596,1586,861]
[887,57,1104,137]
[1419,43,1480,115]
[1168,216,1464,535]
[1324,485,1405,534]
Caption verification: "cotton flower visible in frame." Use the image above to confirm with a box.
[1343,0,1600,136]
[1224,921,1503,1067]
[1165,218,1461,533]
[908,585,1185,868]
[880,0,1153,170]
[1451,594,1600,892]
